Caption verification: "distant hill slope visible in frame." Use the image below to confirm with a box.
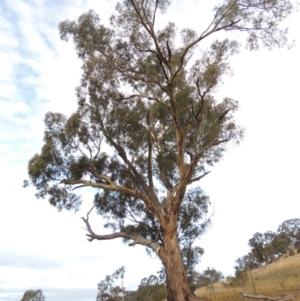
[195,253,300,301]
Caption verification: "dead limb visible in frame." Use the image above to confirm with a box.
[240,291,294,301]
[81,207,161,254]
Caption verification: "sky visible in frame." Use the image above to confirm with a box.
[0,0,300,300]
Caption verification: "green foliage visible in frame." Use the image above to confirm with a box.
[271,233,290,256]
[134,275,166,301]
[247,220,300,265]
[248,231,277,264]
[123,290,136,301]
[235,252,260,273]
[212,0,295,50]
[25,0,296,299]
[277,218,300,247]
[196,267,224,291]
[234,218,300,277]
[232,269,248,287]
[20,289,45,301]
[97,270,166,301]
[97,266,125,301]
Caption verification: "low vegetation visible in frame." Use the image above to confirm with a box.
[195,252,300,301]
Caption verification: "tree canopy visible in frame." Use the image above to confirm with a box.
[277,218,300,248]
[196,267,224,293]
[234,218,300,278]
[97,269,166,301]
[26,1,296,300]
[134,275,166,301]
[97,266,125,301]
[20,289,45,301]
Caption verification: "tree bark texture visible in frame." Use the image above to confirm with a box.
[159,230,201,301]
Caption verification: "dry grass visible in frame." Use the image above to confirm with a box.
[195,253,300,301]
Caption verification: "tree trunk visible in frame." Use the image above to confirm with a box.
[159,229,202,301]
[210,279,215,294]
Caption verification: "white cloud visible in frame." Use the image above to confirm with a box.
[0,101,31,118]
[0,251,64,269]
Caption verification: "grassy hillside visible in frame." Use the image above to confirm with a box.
[195,253,300,301]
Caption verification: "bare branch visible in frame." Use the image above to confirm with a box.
[218,108,231,122]
[147,110,154,189]
[129,0,170,70]
[81,212,161,253]
[168,138,230,209]
[188,171,211,184]
[172,0,241,83]
[62,176,166,232]
[131,41,170,82]
[199,5,223,39]
[92,136,103,162]
[89,170,115,185]
[118,93,169,109]
[152,0,159,26]
[72,185,86,191]
[166,40,172,64]
[124,207,145,225]
[87,206,95,217]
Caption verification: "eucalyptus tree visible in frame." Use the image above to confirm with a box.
[248,231,277,264]
[134,275,166,301]
[97,266,125,301]
[234,252,260,273]
[196,268,224,293]
[20,289,45,301]
[277,218,300,247]
[26,0,295,300]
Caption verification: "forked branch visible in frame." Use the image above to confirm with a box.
[81,207,161,254]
